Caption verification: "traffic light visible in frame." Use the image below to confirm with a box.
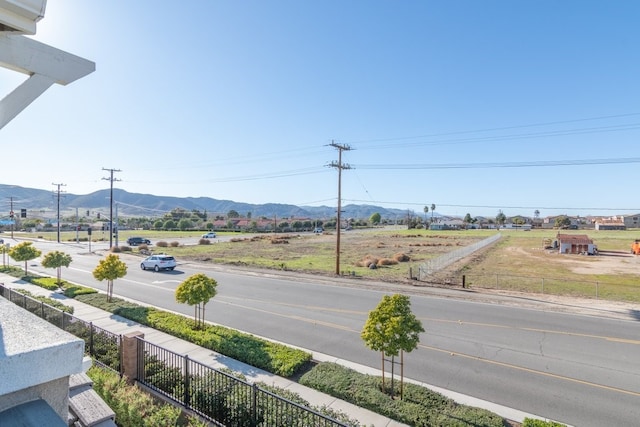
[86,210,90,216]
[9,211,13,219]
[97,213,101,219]
[20,208,26,218]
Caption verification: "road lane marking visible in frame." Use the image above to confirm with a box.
[422,317,640,346]
[420,343,640,397]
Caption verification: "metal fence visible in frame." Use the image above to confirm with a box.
[418,233,502,281]
[0,283,122,373]
[137,339,349,427]
[459,273,629,300]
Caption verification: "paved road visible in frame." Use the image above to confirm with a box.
[11,237,640,427]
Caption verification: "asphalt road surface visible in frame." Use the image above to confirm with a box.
[11,237,640,427]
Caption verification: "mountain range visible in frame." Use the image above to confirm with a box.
[0,184,425,220]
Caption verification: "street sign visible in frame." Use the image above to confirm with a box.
[0,219,15,225]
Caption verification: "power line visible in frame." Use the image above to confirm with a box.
[345,112,640,145]
[356,157,640,170]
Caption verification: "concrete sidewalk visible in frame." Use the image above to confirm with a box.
[2,276,547,426]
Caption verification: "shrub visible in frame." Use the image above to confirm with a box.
[110,246,122,253]
[300,363,505,427]
[156,241,168,248]
[119,246,132,252]
[170,241,180,247]
[75,293,312,377]
[138,244,148,251]
[64,285,97,298]
[393,252,411,262]
[87,365,207,427]
[377,258,398,266]
[198,238,211,245]
[29,276,62,290]
[355,255,379,268]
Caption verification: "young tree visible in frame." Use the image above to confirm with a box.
[175,273,218,329]
[93,254,128,302]
[8,241,41,275]
[361,294,424,399]
[41,251,73,287]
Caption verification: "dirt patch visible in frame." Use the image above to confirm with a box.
[508,245,640,275]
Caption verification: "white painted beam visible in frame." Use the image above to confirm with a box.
[0,33,95,129]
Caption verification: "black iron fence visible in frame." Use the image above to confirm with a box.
[137,339,348,426]
[1,284,349,427]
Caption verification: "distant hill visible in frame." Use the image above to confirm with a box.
[0,184,431,220]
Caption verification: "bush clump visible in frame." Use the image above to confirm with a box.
[74,293,311,377]
[170,241,180,247]
[63,285,98,298]
[198,238,211,245]
[87,365,207,427]
[355,255,379,268]
[300,362,505,427]
[156,241,168,248]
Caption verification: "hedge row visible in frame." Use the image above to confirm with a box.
[300,362,508,427]
[75,292,311,377]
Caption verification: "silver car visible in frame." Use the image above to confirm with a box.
[140,255,176,272]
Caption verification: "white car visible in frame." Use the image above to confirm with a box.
[140,255,176,272]
[202,232,216,239]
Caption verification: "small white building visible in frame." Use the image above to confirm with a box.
[556,233,597,255]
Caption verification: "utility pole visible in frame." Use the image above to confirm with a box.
[102,168,121,249]
[328,141,352,275]
[52,183,66,243]
[8,196,14,239]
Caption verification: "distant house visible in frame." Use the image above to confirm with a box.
[556,233,597,255]
[622,214,640,229]
[594,216,627,231]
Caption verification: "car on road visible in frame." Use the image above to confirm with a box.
[140,255,176,271]
[201,232,216,239]
[127,237,151,246]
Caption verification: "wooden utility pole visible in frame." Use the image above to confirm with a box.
[52,183,66,243]
[329,141,352,275]
[102,168,121,249]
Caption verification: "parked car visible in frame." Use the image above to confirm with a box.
[313,227,323,234]
[127,237,151,246]
[201,232,216,239]
[140,255,176,272]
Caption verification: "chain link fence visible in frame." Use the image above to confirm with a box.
[417,233,502,281]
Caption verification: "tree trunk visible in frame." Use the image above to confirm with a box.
[390,354,395,398]
[381,351,385,392]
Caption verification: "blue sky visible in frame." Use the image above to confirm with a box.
[2,1,639,218]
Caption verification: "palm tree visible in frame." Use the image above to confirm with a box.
[430,204,436,223]
[423,206,429,226]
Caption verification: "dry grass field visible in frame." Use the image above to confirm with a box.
[164,227,640,302]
